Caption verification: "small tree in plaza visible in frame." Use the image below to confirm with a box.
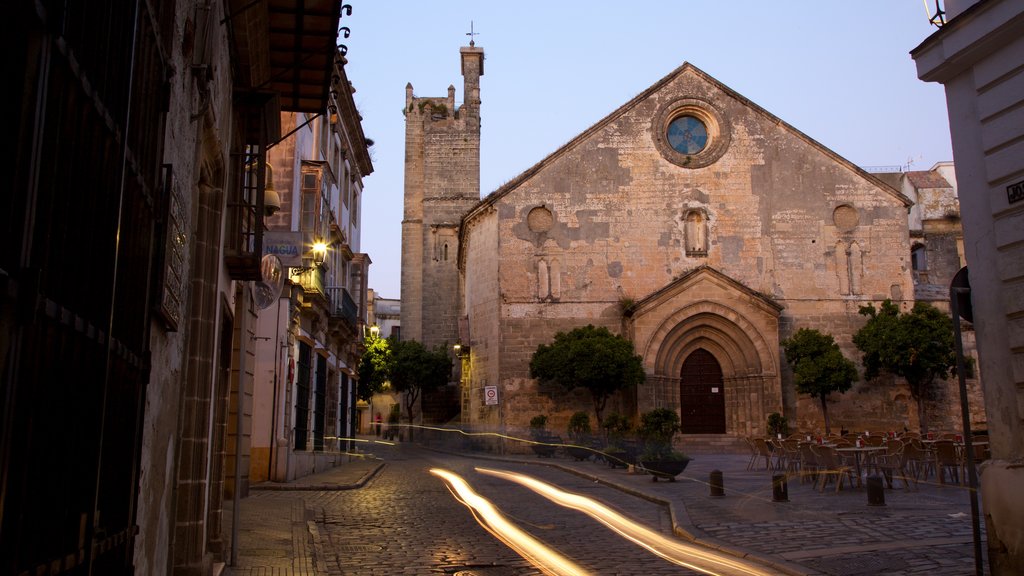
[781,328,858,435]
[388,339,452,440]
[853,299,956,434]
[357,333,393,402]
[529,324,645,427]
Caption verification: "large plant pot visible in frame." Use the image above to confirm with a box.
[604,448,629,468]
[531,443,557,457]
[566,445,593,461]
[530,434,561,458]
[641,457,691,481]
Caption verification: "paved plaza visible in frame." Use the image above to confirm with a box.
[223,438,988,575]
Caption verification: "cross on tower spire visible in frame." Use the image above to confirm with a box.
[466,20,478,46]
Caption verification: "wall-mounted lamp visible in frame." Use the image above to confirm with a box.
[264,162,281,216]
[312,240,328,266]
[454,342,470,357]
[369,325,380,338]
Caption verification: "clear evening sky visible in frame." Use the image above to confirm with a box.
[343,1,953,299]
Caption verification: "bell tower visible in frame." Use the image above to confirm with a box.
[401,43,484,349]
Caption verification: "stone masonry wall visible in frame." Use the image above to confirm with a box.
[466,64,931,435]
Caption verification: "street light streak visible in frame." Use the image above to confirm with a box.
[476,467,775,576]
[430,468,593,576]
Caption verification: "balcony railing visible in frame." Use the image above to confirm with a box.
[289,266,326,297]
[325,286,358,333]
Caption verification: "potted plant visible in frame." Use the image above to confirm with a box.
[766,412,789,439]
[566,411,594,461]
[601,413,634,468]
[528,414,558,457]
[638,408,690,481]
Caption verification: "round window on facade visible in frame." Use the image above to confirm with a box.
[653,98,730,169]
[667,115,708,155]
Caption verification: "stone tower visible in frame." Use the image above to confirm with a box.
[401,43,484,349]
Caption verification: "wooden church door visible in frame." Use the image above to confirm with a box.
[679,348,725,433]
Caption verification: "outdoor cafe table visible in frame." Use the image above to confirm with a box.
[835,445,887,487]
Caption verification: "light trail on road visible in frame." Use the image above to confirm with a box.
[477,467,776,576]
[430,468,594,576]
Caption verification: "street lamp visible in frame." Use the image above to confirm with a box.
[311,240,328,266]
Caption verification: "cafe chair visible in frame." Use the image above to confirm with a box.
[752,437,775,470]
[874,439,913,490]
[811,445,855,493]
[798,442,821,485]
[933,439,961,485]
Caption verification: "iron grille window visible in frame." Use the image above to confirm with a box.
[295,342,311,450]
[225,143,265,279]
[313,355,327,451]
[340,373,350,450]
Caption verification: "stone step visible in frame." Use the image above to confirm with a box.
[677,434,747,455]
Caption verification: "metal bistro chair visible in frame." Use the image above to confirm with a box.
[874,439,913,490]
[744,437,760,471]
[901,439,932,484]
[751,437,775,471]
[798,442,821,485]
[933,439,962,485]
[811,444,855,493]
[780,439,802,478]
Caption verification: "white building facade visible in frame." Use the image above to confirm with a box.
[913,1,1024,573]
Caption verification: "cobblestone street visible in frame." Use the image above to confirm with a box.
[226,441,990,575]
[309,445,705,575]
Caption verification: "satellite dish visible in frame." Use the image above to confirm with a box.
[254,254,284,310]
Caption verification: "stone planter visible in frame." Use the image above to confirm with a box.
[566,445,593,461]
[640,457,692,481]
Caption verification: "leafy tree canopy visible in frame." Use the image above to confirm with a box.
[853,300,955,397]
[357,335,393,402]
[782,328,857,399]
[781,327,857,435]
[389,339,452,398]
[386,339,452,441]
[529,324,645,425]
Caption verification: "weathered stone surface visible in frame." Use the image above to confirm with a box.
[405,52,981,439]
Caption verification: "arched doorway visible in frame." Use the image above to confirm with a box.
[679,348,725,433]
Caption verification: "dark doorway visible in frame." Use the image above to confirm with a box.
[679,349,725,433]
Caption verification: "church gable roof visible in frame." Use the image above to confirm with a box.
[463,61,910,226]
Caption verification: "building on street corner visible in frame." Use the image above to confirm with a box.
[3,2,360,575]
[253,54,374,483]
[912,0,1024,572]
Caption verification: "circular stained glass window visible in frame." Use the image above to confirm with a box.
[667,115,708,155]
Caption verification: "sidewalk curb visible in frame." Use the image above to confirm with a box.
[250,460,385,491]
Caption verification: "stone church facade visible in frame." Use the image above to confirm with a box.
[403,44,980,441]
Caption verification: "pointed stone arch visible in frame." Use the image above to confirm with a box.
[629,267,783,436]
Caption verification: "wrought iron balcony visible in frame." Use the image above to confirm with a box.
[289,266,326,298]
[325,286,359,335]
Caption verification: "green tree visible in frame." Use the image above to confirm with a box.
[529,324,645,426]
[357,334,393,402]
[781,328,858,435]
[389,340,452,440]
[853,300,956,434]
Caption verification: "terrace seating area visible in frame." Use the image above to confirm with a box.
[742,430,989,492]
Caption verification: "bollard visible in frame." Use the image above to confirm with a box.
[772,474,789,502]
[866,475,886,506]
[709,470,725,497]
